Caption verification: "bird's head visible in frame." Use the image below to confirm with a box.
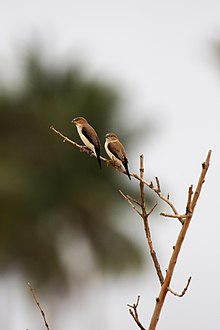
[71,117,88,126]
[105,132,119,142]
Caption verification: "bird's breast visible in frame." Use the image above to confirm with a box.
[77,126,95,152]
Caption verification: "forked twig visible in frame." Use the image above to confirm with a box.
[147,203,158,217]
[127,296,146,330]
[126,194,142,207]
[139,155,164,286]
[119,190,142,216]
[168,276,192,297]
[28,283,50,330]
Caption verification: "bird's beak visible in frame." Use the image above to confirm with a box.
[71,118,75,124]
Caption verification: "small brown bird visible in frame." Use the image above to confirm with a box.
[72,117,101,168]
[105,132,131,180]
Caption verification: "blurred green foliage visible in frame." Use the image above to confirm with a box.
[0,48,145,291]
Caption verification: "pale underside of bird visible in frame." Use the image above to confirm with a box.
[72,116,101,168]
[105,132,131,180]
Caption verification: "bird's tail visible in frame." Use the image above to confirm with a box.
[95,147,102,169]
[123,161,131,180]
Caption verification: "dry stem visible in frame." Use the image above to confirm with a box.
[148,150,211,330]
[168,276,192,297]
[127,296,146,330]
[28,283,50,330]
[139,155,164,286]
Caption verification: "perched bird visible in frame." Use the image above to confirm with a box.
[72,117,101,168]
[105,132,131,180]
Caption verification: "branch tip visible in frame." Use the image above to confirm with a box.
[127,296,146,330]
[147,203,157,216]
[168,276,192,297]
[139,155,144,177]
[155,177,161,193]
[28,283,50,330]
[119,190,142,216]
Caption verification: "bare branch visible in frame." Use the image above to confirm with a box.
[119,190,142,216]
[50,127,211,330]
[139,155,146,209]
[148,150,211,330]
[139,155,164,286]
[155,177,161,193]
[28,283,50,330]
[50,126,134,178]
[50,125,91,154]
[190,150,211,212]
[160,213,187,219]
[168,276,192,297]
[160,185,194,223]
[127,296,146,330]
[156,193,183,224]
[134,172,183,224]
[186,185,193,215]
[147,203,158,217]
[126,194,142,207]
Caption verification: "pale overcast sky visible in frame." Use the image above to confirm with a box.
[1,1,220,329]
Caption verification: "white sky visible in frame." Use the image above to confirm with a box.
[1,0,220,329]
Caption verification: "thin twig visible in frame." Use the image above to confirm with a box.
[127,296,146,330]
[139,155,164,286]
[126,194,142,207]
[28,283,50,330]
[134,172,183,224]
[186,185,193,215]
[168,276,192,297]
[119,190,142,216]
[155,177,161,193]
[50,125,90,153]
[139,155,146,210]
[160,213,187,219]
[147,203,158,217]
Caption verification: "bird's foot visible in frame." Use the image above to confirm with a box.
[80,146,87,152]
[109,159,121,170]
[80,146,93,156]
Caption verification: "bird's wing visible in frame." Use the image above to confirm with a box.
[108,141,127,162]
[82,125,100,148]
